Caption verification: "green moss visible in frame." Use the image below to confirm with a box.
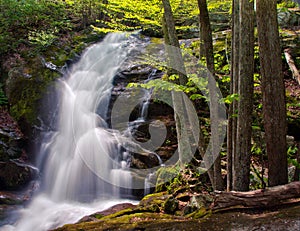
[138,192,170,213]
[186,207,210,219]
[57,212,183,231]
[97,208,134,220]
[155,165,181,192]
[7,67,59,127]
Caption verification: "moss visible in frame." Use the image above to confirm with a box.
[7,67,59,129]
[155,165,181,192]
[56,212,184,231]
[97,208,134,220]
[138,192,170,213]
[186,207,210,219]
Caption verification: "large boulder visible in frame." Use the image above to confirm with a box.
[0,160,38,190]
[0,109,26,162]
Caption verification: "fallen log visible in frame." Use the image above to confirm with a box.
[212,181,300,210]
[284,48,300,85]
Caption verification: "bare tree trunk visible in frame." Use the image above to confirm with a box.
[256,0,288,187]
[162,0,195,169]
[227,0,240,192]
[233,0,254,191]
[162,0,187,85]
[213,181,300,210]
[197,0,224,191]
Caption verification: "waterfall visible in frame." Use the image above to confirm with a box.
[2,33,141,231]
[42,32,131,202]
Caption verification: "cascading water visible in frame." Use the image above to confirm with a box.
[1,33,142,231]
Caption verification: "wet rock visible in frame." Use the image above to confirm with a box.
[0,192,23,205]
[131,152,160,169]
[0,109,26,161]
[0,160,38,190]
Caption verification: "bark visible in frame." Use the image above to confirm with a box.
[162,0,194,168]
[213,181,300,210]
[161,0,187,85]
[256,0,288,187]
[233,0,254,191]
[284,48,300,85]
[197,0,224,191]
[227,0,240,192]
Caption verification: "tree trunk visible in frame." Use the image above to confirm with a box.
[256,0,288,187]
[161,0,187,85]
[162,0,195,169]
[197,0,224,191]
[233,0,254,191]
[227,0,240,192]
[213,181,300,210]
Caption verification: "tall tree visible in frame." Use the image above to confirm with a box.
[232,0,254,191]
[227,0,240,191]
[161,0,187,84]
[197,0,224,190]
[161,0,193,170]
[256,0,288,186]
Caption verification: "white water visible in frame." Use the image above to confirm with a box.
[1,33,139,231]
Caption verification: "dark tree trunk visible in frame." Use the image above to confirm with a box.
[233,0,254,191]
[227,0,240,192]
[256,0,288,187]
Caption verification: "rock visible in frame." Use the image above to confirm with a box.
[183,194,213,215]
[0,109,26,161]
[278,9,300,27]
[163,196,179,214]
[138,192,171,213]
[131,152,160,169]
[78,203,137,222]
[0,160,38,190]
[0,191,23,205]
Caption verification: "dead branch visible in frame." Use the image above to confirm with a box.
[284,48,300,85]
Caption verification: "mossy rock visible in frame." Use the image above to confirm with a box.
[56,212,187,231]
[183,194,213,216]
[138,192,171,213]
[155,165,181,192]
[6,66,59,133]
[163,196,179,214]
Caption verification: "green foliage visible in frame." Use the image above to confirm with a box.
[277,0,297,9]
[287,144,300,174]
[28,28,58,50]
[0,0,70,55]
[221,93,239,105]
[207,0,231,12]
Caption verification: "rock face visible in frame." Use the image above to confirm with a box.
[0,160,38,190]
[0,109,25,162]
[0,109,38,191]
